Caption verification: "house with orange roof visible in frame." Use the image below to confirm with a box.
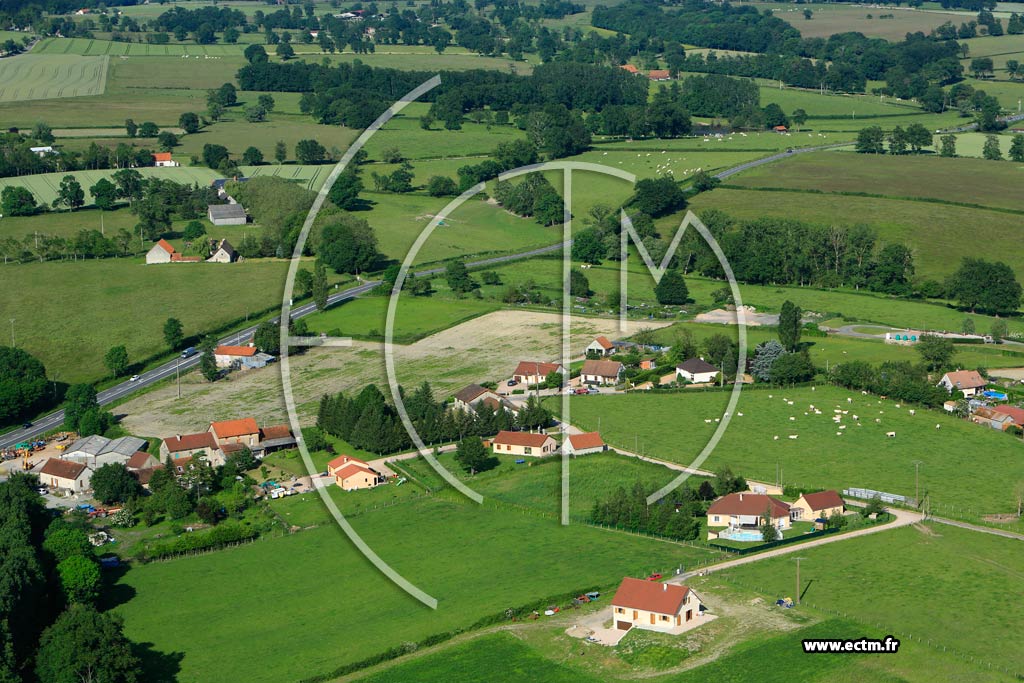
[209,417,260,447]
[214,345,258,368]
[491,430,557,457]
[585,336,615,357]
[152,152,180,167]
[145,239,177,265]
[938,370,987,398]
[619,64,639,74]
[611,577,705,632]
[563,432,607,455]
[647,69,671,81]
[706,492,791,538]
[327,454,383,490]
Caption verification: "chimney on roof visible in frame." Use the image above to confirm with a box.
[739,493,743,501]
[663,583,667,592]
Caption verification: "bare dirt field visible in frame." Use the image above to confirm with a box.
[117,310,671,438]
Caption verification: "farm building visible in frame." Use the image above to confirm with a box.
[160,432,220,461]
[152,152,179,167]
[209,417,260,448]
[327,455,383,491]
[38,458,92,493]
[511,361,565,385]
[126,451,160,471]
[993,405,1024,427]
[619,64,639,74]
[63,435,148,469]
[790,490,844,521]
[253,424,296,456]
[563,432,607,455]
[580,359,623,386]
[938,370,986,398]
[706,492,791,537]
[676,358,719,384]
[491,430,557,457]
[585,336,615,356]
[611,578,705,632]
[145,239,201,264]
[647,69,671,81]
[453,384,501,412]
[207,203,247,226]
[29,146,56,156]
[214,344,257,369]
[639,357,657,370]
[971,406,1015,431]
[207,238,239,263]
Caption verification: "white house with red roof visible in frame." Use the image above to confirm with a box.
[512,361,566,385]
[580,359,623,386]
[585,336,615,356]
[938,370,987,398]
[327,455,383,491]
[152,152,179,167]
[611,577,705,632]
[706,492,791,537]
[38,458,92,493]
[563,432,607,455]
[491,430,557,457]
[214,345,258,368]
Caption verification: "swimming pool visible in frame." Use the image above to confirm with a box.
[718,528,764,542]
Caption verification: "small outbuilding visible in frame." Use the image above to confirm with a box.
[563,432,607,455]
[207,203,247,226]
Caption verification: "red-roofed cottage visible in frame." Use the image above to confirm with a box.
[145,239,178,265]
[512,361,566,385]
[563,432,607,455]
[585,336,615,356]
[152,152,180,167]
[491,430,557,457]
[209,417,260,447]
[327,455,383,491]
[706,492,791,535]
[214,345,258,368]
[39,458,92,493]
[611,577,705,632]
[790,490,844,521]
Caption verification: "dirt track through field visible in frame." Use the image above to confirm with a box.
[118,310,670,438]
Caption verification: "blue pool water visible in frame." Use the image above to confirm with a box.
[719,529,764,542]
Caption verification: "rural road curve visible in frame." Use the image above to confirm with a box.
[2,140,846,450]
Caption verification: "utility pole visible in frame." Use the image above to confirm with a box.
[175,356,181,399]
[794,557,806,605]
[912,460,923,507]
[8,318,14,347]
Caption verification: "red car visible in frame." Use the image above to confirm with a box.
[574,387,589,395]
[647,573,663,581]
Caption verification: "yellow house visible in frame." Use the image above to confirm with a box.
[327,455,383,491]
[611,578,705,632]
[790,490,845,522]
[491,430,557,457]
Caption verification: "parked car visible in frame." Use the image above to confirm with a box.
[587,388,600,394]
[574,387,589,395]
[507,379,518,386]
[647,573,663,581]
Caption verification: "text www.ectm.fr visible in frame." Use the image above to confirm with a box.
[802,637,901,654]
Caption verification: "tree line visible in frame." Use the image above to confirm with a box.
[317,383,552,456]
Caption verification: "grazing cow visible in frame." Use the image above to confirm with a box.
[935,424,941,430]
[789,435,799,440]
[886,431,896,438]
[773,435,779,440]
[909,409,915,416]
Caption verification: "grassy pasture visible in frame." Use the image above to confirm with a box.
[303,295,499,343]
[172,118,358,162]
[727,150,1024,213]
[0,166,220,206]
[361,115,528,162]
[758,85,921,118]
[960,76,1024,111]
[755,2,969,40]
[112,496,720,683]
[0,257,292,383]
[105,53,245,90]
[0,207,214,241]
[33,37,247,56]
[311,49,535,74]
[721,523,1024,676]
[556,385,1024,517]
[689,186,1024,282]
[0,54,108,101]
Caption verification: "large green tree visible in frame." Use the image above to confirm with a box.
[91,464,142,504]
[163,318,184,350]
[319,215,378,274]
[35,604,140,683]
[654,269,689,305]
[63,384,98,432]
[0,347,48,424]
[88,178,118,211]
[103,346,129,377]
[916,334,956,371]
[57,555,101,604]
[777,300,802,351]
[1,186,38,216]
[454,436,497,473]
[312,259,329,311]
[947,258,1022,314]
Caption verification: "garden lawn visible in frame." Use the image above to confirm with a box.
[0,257,292,383]
[555,385,1024,517]
[302,295,499,343]
[112,496,720,683]
[717,522,1024,676]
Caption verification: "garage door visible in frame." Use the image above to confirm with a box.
[616,621,632,631]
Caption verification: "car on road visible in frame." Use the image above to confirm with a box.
[22,421,32,429]
[180,346,197,358]
[587,388,600,394]
[129,375,140,382]
[574,387,589,395]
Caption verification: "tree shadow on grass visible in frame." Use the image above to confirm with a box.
[132,641,185,683]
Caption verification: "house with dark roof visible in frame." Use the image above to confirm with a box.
[207,203,247,226]
[611,577,705,632]
[790,490,844,522]
[160,432,220,462]
[207,238,239,263]
[581,359,624,386]
[585,336,615,356]
[563,432,607,455]
[706,492,791,536]
[512,361,566,385]
[938,370,987,398]
[491,430,557,457]
[676,358,719,384]
[39,458,92,493]
[64,435,148,468]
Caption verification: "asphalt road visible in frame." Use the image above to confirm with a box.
[1,140,848,451]
[0,243,567,450]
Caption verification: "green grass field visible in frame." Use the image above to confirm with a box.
[960,76,1024,112]
[112,496,720,683]
[303,295,499,342]
[727,150,1024,213]
[719,523,1024,676]
[0,257,293,383]
[556,385,1024,518]
[0,166,220,206]
[754,2,972,41]
[33,37,248,56]
[0,207,220,242]
[758,85,922,118]
[689,186,1024,282]
[0,54,108,102]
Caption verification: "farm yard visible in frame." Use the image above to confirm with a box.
[557,386,1024,522]
[0,54,108,101]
